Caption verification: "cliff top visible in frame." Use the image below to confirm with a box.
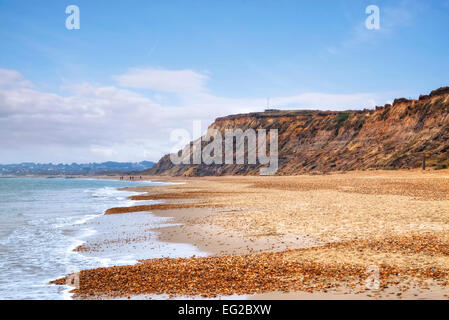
[216,87,449,122]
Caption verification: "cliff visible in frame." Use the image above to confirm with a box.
[148,87,449,176]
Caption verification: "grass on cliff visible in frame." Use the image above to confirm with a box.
[335,112,350,128]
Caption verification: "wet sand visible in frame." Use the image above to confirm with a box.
[54,170,449,299]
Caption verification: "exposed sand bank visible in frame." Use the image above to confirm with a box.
[56,170,449,299]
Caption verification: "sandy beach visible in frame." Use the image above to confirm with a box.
[53,170,449,299]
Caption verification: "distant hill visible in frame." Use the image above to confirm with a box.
[148,87,449,176]
[0,161,155,176]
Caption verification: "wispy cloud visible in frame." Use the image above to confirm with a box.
[113,67,210,94]
[0,68,33,88]
[324,0,418,55]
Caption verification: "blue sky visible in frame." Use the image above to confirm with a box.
[0,0,448,163]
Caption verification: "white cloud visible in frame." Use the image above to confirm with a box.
[113,67,209,94]
[0,67,390,163]
[0,68,33,88]
[89,145,118,158]
[271,92,379,110]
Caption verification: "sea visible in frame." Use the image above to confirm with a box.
[0,177,205,300]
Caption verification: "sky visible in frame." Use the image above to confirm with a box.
[0,0,448,163]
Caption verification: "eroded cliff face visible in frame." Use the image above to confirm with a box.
[148,87,449,176]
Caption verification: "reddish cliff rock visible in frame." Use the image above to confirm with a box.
[148,88,449,176]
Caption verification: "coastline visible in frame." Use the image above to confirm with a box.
[54,170,449,299]
[0,176,169,299]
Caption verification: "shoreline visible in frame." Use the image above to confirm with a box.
[54,170,449,299]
